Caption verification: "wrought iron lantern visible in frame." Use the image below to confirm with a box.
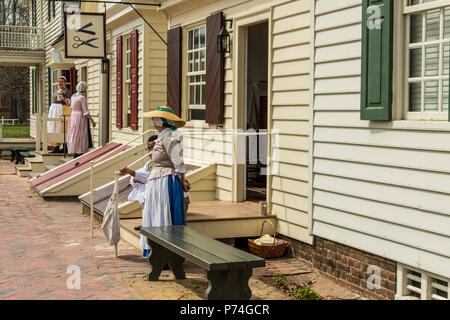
[217,20,232,53]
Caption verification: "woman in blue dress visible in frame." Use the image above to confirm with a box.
[140,106,190,257]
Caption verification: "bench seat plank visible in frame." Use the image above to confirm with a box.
[177,226,266,268]
[141,227,230,271]
[153,227,248,270]
[141,226,265,271]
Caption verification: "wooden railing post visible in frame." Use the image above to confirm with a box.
[35,113,41,151]
[90,161,94,239]
[42,114,48,154]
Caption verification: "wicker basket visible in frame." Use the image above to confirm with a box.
[248,220,288,259]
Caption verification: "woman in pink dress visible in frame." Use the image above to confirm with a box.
[67,81,96,158]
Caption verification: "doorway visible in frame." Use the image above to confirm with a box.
[245,21,268,202]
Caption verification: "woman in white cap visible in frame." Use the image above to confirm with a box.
[48,75,71,153]
[140,106,190,257]
[67,81,96,158]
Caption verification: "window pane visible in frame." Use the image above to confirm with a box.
[424,81,439,111]
[445,8,450,39]
[194,28,199,49]
[127,38,130,50]
[194,51,199,71]
[188,30,193,50]
[201,84,206,105]
[189,85,194,105]
[195,85,200,104]
[61,70,70,81]
[190,109,205,120]
[409,82,422,112]
[425,45,439,76]
[188,53,193,72]
[408,0,420,5]
[200,27,205,48]
[410,14,423,44]
[443,80,449,111]
[200,50,205,71]
[426,10,440,42]
[444,44,449,76]
[410,48,422,77]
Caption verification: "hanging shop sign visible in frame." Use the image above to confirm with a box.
[64,12,106,59]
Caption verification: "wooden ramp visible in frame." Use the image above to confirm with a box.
[29,142,147,198]
[78,162,213,219]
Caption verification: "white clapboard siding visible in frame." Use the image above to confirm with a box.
[268,0,312,244]
[314,142,450,174]
[43,1,65,115]
[313,190,450,237]
[313,1,450,278]
[109,12,167,145]
[160,0,311,241]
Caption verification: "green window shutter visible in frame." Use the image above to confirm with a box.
[361,0,393,121]
[31,0,36,27]
[47,67,52,109]
[47,1,51,21]
[52,1,55,18]
[31,69,35,114]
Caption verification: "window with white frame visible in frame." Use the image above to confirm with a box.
[123,35,131,127]
[405,0,450,120]
[187,25,206,121]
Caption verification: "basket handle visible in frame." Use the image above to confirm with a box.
[260,219,277,247]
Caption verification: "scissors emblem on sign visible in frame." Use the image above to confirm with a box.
[72,36,99,48]
[76,22,96,35]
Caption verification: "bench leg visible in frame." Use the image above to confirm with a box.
[147,240,186,281]
[205,269,253,300]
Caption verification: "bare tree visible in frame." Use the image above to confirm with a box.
[0,0,30,122]
[0,0,29,26]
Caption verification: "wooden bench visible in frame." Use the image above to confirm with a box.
[18,151,35,164]
[140,226,266,300]
[10,147,30,164]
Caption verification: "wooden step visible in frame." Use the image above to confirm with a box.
[15,164,32,177]
[24,157,45,173]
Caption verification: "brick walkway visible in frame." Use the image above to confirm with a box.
[0,160,150,299]
[0,160,360,300]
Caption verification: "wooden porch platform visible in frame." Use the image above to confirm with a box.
[119,201,276,250]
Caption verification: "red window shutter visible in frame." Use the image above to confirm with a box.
[167,27,182,117]
[69,67,77,96]
[116,35,123,128]
[205,12,224,124]
[130,29,139,130]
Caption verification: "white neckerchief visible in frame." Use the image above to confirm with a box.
[156,128,172,142]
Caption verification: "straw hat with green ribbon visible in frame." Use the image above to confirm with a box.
[143,106,186,129]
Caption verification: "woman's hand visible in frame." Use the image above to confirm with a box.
[182,180,191,192]
[91,119,96,127]
[119,166,130,176]
[133,178,146,185]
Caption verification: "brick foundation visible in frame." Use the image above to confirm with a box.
[280,235,397,300]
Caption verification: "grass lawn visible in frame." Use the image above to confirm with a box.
[1,125,30,138]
